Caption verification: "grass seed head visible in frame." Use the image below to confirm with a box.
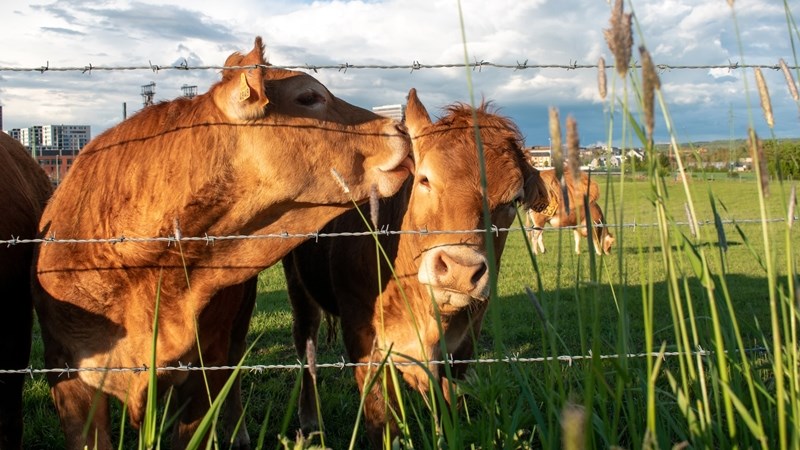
[598,56,608,100]
[639,46,660,143]
[748,128,770,197]
[754,68,774,129]
[779,58,799,102]
[604,0,633,78]
[549,107,563,180]
[566,115,581,182]
[561,402,587,450]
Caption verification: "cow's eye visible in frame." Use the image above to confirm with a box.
[418,175,431,189]
[296,91,324,106]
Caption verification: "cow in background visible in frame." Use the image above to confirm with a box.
[526,168,615,255]
[283,88,550,447]
[32,37,412,450]
[0,133,53,449]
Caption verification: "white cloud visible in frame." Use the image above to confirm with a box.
[0,0,797,145]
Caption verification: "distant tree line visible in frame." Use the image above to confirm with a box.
[763,139,800,179]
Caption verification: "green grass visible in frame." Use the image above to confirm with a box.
[20,1,800,446]
[22,176,798,449]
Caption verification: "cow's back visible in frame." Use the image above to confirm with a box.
[0,133,53,449]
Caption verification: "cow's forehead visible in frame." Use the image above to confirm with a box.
[415,126,525,207]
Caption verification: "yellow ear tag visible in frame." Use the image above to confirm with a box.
[238,72,251,102]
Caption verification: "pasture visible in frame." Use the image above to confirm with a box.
[21,175,799,449]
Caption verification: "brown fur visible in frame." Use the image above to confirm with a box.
[282,89,549,447]
[32,37,413,450]
[0,133,52,449]
[526,168,615,255]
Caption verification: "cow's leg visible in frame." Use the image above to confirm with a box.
[283,255,324,432]
[530,217,546,255]
[573,228,583,254]
[172,280,255,450]
[353,363,399,448]
[219,278,257,450]
[170,340,234,448]
[592,224,603,256]
[0,274,32,450]
[49,375,112,450]
[170,368,223,449]
[535,227,546,254]
[290,293,323,431]
[525,210,535,245]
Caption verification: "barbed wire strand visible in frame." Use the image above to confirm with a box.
[0,346,770,377]
[2,216,796,247]
[0,61,797,74]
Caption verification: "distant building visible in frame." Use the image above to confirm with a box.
[525,146,552,168]
[7,128,21,142]
[10,124,91,184]
[372,104,405,122]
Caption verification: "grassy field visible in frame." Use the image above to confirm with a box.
[21,176,799,449]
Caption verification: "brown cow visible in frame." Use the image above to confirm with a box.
[282,89,550,446]
[0,133,52,449]
[526,168,615,255]
[32,37,413,450]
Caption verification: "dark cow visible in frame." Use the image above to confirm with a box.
[526,168,615,255]
[282,89,550,446]
[32,37,412,450]
[0,133,52,449]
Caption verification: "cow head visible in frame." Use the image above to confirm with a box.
[212,37,413,211]
[402,88,548,313]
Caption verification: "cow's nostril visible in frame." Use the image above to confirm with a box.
[434,252,450,277]
[471,263,488,287]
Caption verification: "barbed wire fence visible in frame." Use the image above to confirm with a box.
[2,216,793,377]
[1,217,797,248]
[2,58,796,378]
[1,60,798,74]
[0,347,772,378]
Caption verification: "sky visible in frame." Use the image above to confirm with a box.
[0,0,798,147]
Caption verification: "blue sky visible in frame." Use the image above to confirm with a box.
[1,0,798,147]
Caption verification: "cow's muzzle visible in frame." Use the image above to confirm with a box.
[417,245,490,310]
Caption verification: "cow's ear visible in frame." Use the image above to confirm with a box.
[524,165,553,213]
[405,88,432,139]
[217,36,270,120]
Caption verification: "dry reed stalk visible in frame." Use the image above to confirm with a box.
[727,0,734,7]
[566,115,581,182]
[604,0,633,78]
[789,185,796,229]
[561,402,586,450]
[639,46,661,144]
[330,168,350,194]
[370,184,379,230]
[598,56,607,100]
[524,287,547,324]
[779,58,799,102]
[306,338,317,383]
[754,68,774,128]
[748,128,770,197]
[549,107,563,179]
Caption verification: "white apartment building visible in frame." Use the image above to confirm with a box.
[12,124,90,157]
[372,104,405,122]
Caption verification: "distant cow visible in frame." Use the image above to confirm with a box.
[0,133,52,450]
[32,37,412,450]
[282,89,550,446]
[526,168,614,255]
